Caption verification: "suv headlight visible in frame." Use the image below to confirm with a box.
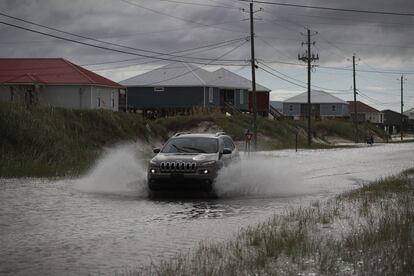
[200,160,216,166]
[149,159,158,165]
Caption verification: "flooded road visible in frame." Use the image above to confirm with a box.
[1,143,413,275]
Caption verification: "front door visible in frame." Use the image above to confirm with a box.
[220,89,235,106]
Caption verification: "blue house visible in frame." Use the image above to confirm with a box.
[120,63,269,115]
[283,90,349,119]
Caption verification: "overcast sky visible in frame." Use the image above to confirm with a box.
[1,0,414,112]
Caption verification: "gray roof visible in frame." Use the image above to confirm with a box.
[209,68,270,91]
[120,63,212,87]
[270,101,283,112]
[120,63,270,91]
[284,90,348,104]
[403,107,414,115]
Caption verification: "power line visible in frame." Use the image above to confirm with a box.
[0,11,247,63]
[260,61,352,93]
[157,0,240,10]
[0,21,248,66]
[262,9,414,28]
[81,37,249,67]
[238,0,414,17]
[118,0,247,34]
[259,66,307,89]
[141,40,248,85]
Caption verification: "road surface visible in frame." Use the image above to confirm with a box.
[0,143,413,275]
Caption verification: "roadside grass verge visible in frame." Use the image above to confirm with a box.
[126,169,414,275]
[1,102,388,177]
[0,102,147,177]
[311,119,387,142]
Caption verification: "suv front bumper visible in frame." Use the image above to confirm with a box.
[147,167,218,191]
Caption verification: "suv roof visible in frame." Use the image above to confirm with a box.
[173,132,227,138]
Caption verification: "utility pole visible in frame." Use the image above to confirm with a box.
[298,29,318,147]
[353,55,358,143]
[400,75,405,141]
[249,2,258,150]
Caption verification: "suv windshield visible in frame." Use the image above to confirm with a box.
[161,137,218,154]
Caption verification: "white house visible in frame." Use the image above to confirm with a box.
[0,58,124,111]
[283,90,349,120]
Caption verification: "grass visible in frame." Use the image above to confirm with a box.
[1,102,389,177]
[0,102,147,177]
[125,169,414,275]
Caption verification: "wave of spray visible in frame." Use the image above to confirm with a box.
[73,143,149,196]
[214,155,303,198]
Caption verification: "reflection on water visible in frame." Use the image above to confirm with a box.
[166,202,241,220]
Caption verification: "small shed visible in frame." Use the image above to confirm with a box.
[0,58,123,110]
[283,90,349,119]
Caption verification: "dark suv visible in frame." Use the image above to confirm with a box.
[147,132,240,193]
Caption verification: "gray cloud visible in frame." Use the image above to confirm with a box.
[1,0,414,77]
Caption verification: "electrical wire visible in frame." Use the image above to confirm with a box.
[238,0,414,17]
[0,11,248,63]
[140,40,249,85]
[0,21,248,66]
[157,0,240,10]
[259,66,307,89]
[260,61,352,93]
[81,37,249,67]
[118,0,247,34]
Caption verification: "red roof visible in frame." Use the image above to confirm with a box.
[0,58,123,88]
[347,101,380,113]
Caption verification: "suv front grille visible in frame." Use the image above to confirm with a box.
[160,162,196,173]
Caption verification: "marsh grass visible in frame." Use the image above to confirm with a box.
[0,102,147,177]
[126,170,414,275]
[1,102,388,177]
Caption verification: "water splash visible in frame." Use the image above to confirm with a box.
[73,144,149,196]
[214,154,303,197]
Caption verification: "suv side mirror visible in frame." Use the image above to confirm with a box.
[223,148,232,155]
[153,148,161,154]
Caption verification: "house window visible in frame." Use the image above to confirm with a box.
[239,90,244,105]
[209,87,214,103]
[97,97,101,107]
[154,87,164,92]
[289,105,293,112]
[332,105,336,112]
[10,87,14,101]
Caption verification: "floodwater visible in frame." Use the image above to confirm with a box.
[0,143,413,275]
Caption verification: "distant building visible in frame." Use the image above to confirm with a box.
[404,107,414,131]
[120,63,270,116]
[0,58,123,111]
[381,109,409,134]
[404,107,414,120]
[209,68,270,116]
[269,101,284,119]
[347,101,384,124]
[283,90,349,119]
